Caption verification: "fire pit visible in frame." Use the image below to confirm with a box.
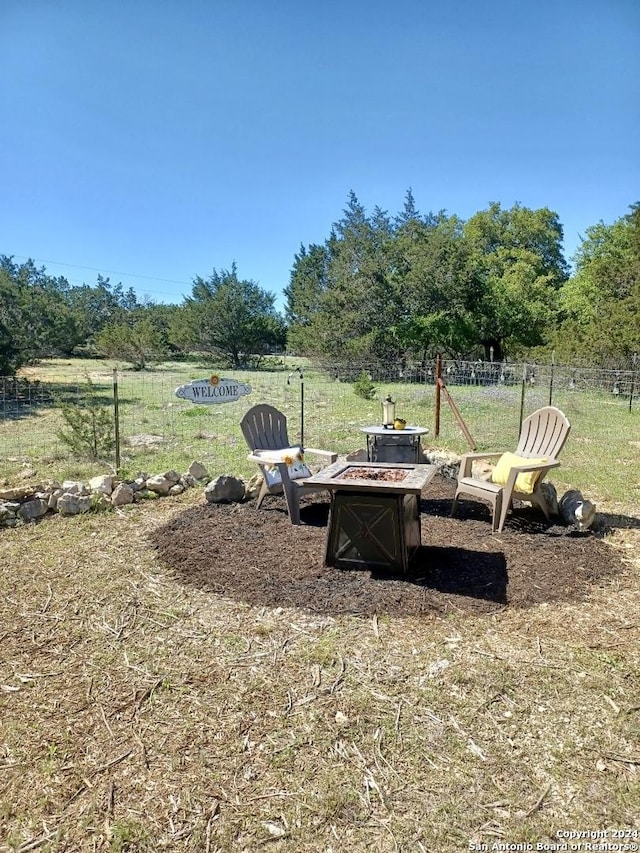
[304,461,438,573]
[340,466,410,482]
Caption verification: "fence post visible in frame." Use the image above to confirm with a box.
[519,363,527,435]
[548,351,555,406]
[113,368,121,470]
[434,354,442,438]
[630,353,638,412]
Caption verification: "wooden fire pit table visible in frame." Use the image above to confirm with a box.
[304,460,438,574]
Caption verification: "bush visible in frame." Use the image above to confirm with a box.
[353,371,377,400]
[56,377,115,461]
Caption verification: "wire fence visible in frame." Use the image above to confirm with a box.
[0,356,637,485]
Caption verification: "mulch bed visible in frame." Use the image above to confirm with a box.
[151,474,626,619]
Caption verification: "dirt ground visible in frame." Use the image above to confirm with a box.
[151,474,631,619]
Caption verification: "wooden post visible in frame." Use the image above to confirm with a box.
[434,354,442,438]
[437,378,476,450]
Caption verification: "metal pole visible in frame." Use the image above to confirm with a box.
[299,368,304,449]
[435,354,442,438]
[549,350,555,406]
[113,368,121,470]
[630,353,637,412]
[519,363,527,436]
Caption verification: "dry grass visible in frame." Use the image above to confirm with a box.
[1,489,639,852]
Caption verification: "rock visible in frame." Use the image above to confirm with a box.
[61,481,88,496]
[47,488,65,510]
[188,461,209,480]
[93,494,113,512]
[180,474,197,488]
[0,503,19,523]
[205,475,245,504]
[89,475,114,495]
[134,489,158,501]
[0,485,37,502]
[127,434,164,447]
[244,473,263,499]
[19,467,37,480]
[57,493,93,515]
[169,484,184,496]
[423,449,461,480]
[111,483,134,506]
[17,498,49,522]
[131,475,148,491]
[559,489,597,531]
[146,471,180,496]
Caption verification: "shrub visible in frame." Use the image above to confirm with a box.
[56,377,115,461]
[353,371,377,400]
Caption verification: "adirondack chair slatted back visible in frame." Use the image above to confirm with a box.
[240,404,291,452]
[515,406,571,460]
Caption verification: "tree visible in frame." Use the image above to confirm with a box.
[554,203,640,362]
[0,256,82,364]
[284,243,329,353]
[94,318,164,370]
[463,203,568,358]
[178,265,286,367]
[0,269,25,375]
[66,275,139,345]
[390,211,480,360]
[286,192,402,361]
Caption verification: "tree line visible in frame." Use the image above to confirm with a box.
[286,193,639,366]
[1,194,638,375]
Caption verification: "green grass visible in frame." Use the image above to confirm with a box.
[1,357,638,506]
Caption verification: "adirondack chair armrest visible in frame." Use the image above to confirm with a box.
[247,454,297,487]
[247,451,279,465]
[458,451,503,479]
[508,458,560,473]
[304,448,338,464]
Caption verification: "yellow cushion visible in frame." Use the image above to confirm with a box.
[491,452,547,494]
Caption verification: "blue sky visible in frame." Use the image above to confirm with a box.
[1,0,638,311]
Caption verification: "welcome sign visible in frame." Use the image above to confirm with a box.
[175,375,252,404]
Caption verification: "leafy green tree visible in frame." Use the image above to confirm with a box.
[0,269,25,375]
[554,204,640,362]
[464,203,568,358]
[94,314,167,370]
[177,265,286,367]
[66,275,139,345]
[390,210,480,360]
[0,256,82,363]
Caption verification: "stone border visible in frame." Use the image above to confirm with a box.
[0,463,260,528]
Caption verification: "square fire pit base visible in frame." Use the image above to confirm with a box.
[304,461,438,575]
[325,490,421,573]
